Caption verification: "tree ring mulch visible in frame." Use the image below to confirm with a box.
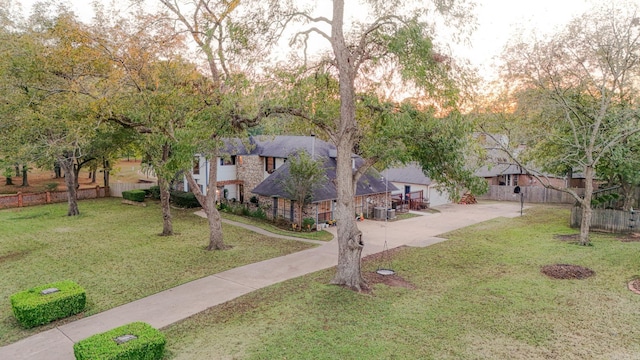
[618,232,640,242]
[553,234,579,241]
[628,279,640,295]
[541,264,595,279]
[360,246,416,291]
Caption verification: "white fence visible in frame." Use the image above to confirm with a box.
[109,182,156,198]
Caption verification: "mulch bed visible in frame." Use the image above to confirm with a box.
[541,264,595,279]
[360,246,416,292]
[618,232,640,242]
[628,279,640,295]
[553,234,580,241]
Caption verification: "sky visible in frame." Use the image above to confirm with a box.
[15,0,597,82]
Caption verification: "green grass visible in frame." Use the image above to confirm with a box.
[393,212,421,221]
[220,212,334,241]
[0,198,314,345]
[162,205,640,359]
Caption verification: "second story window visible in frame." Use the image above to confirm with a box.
[265,157,276,173]
[220,156,236,166]
[193,157,200,174]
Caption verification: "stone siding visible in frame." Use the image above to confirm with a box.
[237,155,264,202]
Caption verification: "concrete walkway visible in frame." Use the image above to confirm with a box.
[0,202,523,359]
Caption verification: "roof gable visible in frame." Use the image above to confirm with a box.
[252,156,398,202]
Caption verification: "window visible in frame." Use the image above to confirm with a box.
[193,157,200,174]
[220,156,236,166]
[265,157,276,173]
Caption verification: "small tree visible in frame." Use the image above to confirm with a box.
[280,150,327,230]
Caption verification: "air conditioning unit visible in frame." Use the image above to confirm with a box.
[374,207,386,220]
[387,209,396,220]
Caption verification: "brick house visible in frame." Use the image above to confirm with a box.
[185,135,396,225]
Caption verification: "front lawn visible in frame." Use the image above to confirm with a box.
[0,198,314,345]
[162,205,640,359]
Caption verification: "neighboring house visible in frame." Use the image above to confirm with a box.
[186,135,397,224]
[384,163,453,208]
[475,148,567,188]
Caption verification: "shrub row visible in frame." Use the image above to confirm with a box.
[10,280,86,329]
[74,322,165,360]
[122,190,146,202]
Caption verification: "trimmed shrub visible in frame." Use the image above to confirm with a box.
[170,190,201,208]
[146,186,161,200]
[73,322,166,360]
[302,217,315,230]
[122,190,146,203]
[11,280,86,329]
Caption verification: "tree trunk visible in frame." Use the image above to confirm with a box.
[59,157,80,216]
[620,181,635,211]
[184,154,227,250]
[328,0,367,291]
[103,159,110,187]
[5,176,12,185]
[158,176,173,236]
[21,165,29,187]
[205,205,225,250]
[204,157,226,250]
[579,165,595,246]
[15,164,20,177]
[157,144,174,236]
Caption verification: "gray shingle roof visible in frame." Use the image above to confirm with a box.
[220,135,334,158]
[252,156,397,202]
[384,163,432,186]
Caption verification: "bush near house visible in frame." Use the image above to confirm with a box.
[10,280,86,329]
[146,186,161,200]
[73,322,166,360]
[170,190,200,208]
[122,190,146,203]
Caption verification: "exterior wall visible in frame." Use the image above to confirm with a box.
[186,155,208,194]
[518,174,566,188]
[390,181,452,207]
[428,185,452,207]
[217,160,236,181]
[253,193,391,225]
[237,155,264,202]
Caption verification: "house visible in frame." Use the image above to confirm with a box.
[384,163,453,208]
[186,135,396,224]
[475,148,567,188]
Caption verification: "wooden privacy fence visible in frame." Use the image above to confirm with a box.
[571,207,639,233]
[478,185,583,204]
[0,182,156,210]
[0,186,108,210]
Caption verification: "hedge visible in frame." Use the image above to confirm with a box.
[73,322,166,360]
[122,190,146,202]
[145,186,161,200]
[170,190,201,208]
[10,280,86,328]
